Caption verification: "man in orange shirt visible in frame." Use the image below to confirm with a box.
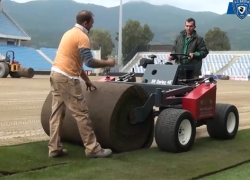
[49,10,115,158]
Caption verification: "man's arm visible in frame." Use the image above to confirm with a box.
[79,48,112,68]
[194,37,209,59]
[171,39,178,54]
[168,37,178,60]
[80,69,90,82]
[77,35,114,68]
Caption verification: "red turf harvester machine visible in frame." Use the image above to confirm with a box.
[99,53,239,153]
[41,53,239,154]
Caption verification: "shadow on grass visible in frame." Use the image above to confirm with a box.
[0,129,249,180]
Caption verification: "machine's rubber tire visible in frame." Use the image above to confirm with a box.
[206,103,239,140]
[9,72,20,78]
[155,108,196,153]
[0,62,9,78]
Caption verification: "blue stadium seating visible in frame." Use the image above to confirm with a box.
[1,43,249,76]
[40,47,57,61]
[0,45,51,70]
[0,11,27,37]
[131,54,236,74]
[202,54,234,73]
[222,55,250,75]
[40,47,94,71]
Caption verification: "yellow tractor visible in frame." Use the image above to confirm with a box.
[0,50,34,78]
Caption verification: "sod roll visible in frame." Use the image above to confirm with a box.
[41,82,154,153]
[220,75,230,80]
[18,67,34,78]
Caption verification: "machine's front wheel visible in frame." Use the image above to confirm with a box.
[155,108,196,153]
[207,103,239,140]
[0,62,9,78]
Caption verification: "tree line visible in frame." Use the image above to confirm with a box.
[89,19,231,60]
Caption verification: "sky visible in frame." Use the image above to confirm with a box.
[10,0,230,14]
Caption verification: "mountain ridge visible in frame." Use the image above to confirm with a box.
[1,0,249,50]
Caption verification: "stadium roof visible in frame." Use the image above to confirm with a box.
[0,6,31,41]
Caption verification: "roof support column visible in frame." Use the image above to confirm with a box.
[0,0,2,11]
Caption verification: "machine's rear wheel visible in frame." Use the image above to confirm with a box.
[155,108,196,153]
[206,103,239,140]
[9,72,20,78]
[0,62,9,78]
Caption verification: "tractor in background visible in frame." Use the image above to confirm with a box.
[0,50,34,78]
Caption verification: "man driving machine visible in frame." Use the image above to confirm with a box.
[168,18,209,78]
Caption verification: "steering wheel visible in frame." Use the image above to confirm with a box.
[170,53,191,60]
[197,76,217,85]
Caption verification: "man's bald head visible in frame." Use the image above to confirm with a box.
[76,10,94,31]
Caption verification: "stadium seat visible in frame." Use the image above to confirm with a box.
[130,53,236,75]
[0,45,52,71]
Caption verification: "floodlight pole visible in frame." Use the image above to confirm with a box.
[117,0,122,66]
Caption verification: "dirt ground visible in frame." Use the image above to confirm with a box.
[0,75,249,147]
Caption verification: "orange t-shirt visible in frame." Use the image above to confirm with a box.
[52,27,90,77]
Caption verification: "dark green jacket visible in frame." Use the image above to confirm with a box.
[171,30,209,76]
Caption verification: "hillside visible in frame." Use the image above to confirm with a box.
[2,0,250,50]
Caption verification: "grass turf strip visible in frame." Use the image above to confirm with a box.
[201,161,250,180]
[0,129,249,180]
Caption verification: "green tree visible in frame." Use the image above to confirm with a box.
[116,19,154,57]
[205,27,231,51]
[89,29,114,59]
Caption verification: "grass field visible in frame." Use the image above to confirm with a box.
[1,76,250,179]
[203,162,250,180]
[0,129,249,179]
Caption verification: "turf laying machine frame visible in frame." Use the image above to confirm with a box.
[0,50,35,78]
[40,53,239,154]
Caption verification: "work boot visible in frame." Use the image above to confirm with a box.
[49,149,68,158]
[86,148,112,158]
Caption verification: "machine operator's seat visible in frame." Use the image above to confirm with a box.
[149,54,157,59]
[5,55,11,63]
[138,54,157,69]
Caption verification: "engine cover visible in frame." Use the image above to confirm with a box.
[182,83,216,120]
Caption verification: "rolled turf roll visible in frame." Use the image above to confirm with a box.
[18,67,35,78]
[221,75,230,80]
[41,81,154,153]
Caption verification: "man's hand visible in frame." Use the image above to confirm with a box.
[85,80,97,91]
[106,58,116,67]
[189,53,194,59]
[168,55,174,61]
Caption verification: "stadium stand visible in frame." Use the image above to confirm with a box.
[40,47,57,61]
[0,10,30,41]
[222,55,250,76]
[0,45,52,70]
[0,11,26,37]
[129,53,250,77]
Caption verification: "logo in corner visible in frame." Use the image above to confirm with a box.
[232,0,250,19]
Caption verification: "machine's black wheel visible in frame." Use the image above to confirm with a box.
[206,103,239,140]
[9,72,20,78]
[155,108,196,153]
[0,62,9,78]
